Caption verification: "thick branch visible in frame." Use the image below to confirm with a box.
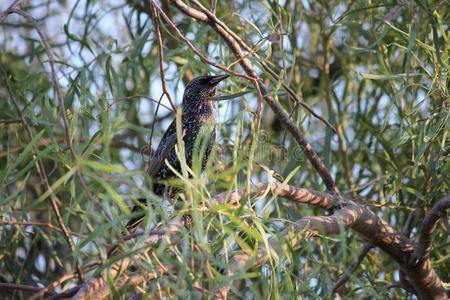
[413,196,450,261]
[212,184,447,300]
[76,217,185,299]
[213,182,337,209]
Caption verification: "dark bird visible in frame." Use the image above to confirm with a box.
[127,74,229,230]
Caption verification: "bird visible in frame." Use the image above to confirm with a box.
[126,74,229,230]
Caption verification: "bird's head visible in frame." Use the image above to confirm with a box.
[182,74,229,104]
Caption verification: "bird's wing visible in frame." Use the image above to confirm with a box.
[147,120,178,177]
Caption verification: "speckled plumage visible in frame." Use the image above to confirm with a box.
[127,74,229,230]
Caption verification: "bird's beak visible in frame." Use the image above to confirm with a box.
[209,74,230,85]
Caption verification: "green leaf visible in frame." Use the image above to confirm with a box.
[213,90,253,101]
[3,129,45,180]
[36,167,78,204]
[96,177,130,214]
[171,56,189,65]
[81,160,126,173]
[360,72,423,80]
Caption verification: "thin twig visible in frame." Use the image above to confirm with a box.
[6,6,100,220]
[148,92,166,157]
[149,2,177,112]
[151,1,255,81]
[104,94,174,113]
[252,78,263,132]
[0,283,55,295]
[0,220,82,236]
[260,61,337,133]
[0,0,21,23]
[0,136,143,158]
[169,0,340,196]
[190,0,336,133]
[2,73,84,283]
[0,118,22,124]
[210,0,217,14]
[332,243,373,293]
[28,273,77,300]
[32,262,101,300]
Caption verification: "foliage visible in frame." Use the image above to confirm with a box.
[0,0,449,298]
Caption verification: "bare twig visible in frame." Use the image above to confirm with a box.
[189,0,336,133]
[148,92,166,156]
[148,2,177,112]
[4,5,100,219]
[28,262,101,300]
[252,77,264,131]
[105,94,174,113]
[0,118,22,124]
[0,220,82,236]
[2,73,84,282]
[151,2,255,81]
[210,0,217,14]
[28,273,77,300]
[260,61,337,133]
[0,283,55,295]
[332,243,373,293]
[168,0,340,196]
[73,269,166,300]
[0,0,21,23]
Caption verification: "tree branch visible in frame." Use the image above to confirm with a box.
[167,0,340,196]
[212,181,337,209]
[0,283,55,296]
[211,184,447,300]
[3,5,100,221]
[332,243,373,293]
[148,1,177,112]
[2,72,84,283]
[0,118,21,124]
[151,2,254,81]
[412,196,450,262]
[189,0,336,133]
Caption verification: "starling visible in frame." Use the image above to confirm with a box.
[127,74,229,230]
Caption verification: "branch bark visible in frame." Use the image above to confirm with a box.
[413,196,450,261]
[212,185,448,300]
[22,181,446,299]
